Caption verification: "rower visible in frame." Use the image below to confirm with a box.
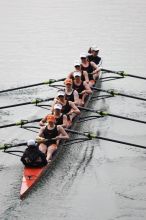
[39,103,68,128]
[72,71,92,106]
[21,139,47,167]
[64,78,79,105]
[80,52,101,86]
[68,60,89,83]
[88,45,102,65]
[37,115,69,162]
[52,89,80,122]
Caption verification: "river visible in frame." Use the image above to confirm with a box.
[0,0,146,219]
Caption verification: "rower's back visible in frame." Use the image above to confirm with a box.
[21,140,47,168]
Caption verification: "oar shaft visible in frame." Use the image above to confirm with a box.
[0,118,41,129]
[93,87,146,102]
[101,68,146,80]
[79,106,146,124]
[0,98,53,110]
[66,129,146,149]
[127,74,146,80]
[0,78,66,94]
[107,113,146,124]
[0,142,27,150]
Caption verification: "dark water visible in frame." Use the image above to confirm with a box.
[0,0,146,219]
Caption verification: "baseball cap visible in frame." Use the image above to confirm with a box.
[73,71,81,77]
[91,45,99,51]
[64,78,72,85]
[47,114,56,122]
[80,53,87,58]
[57,90,65,97]
[54,103,62,110]
[27,139,37,147]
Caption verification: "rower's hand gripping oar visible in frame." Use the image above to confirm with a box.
[92,87,146,102]
[65,128,146,150]
[101,68,146,80]
[0,77,66,94]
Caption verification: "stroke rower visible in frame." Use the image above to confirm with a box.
[72,71,92,106]
[80,52,101,86]
[68,60,89,83]
[21,139,47,167]
[37,115,69,162]
[51,90,80,122]
[39,103,68,128]
[88,45,102,65]
[64,78,79,105]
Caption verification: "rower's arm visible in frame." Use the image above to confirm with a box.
[91,61,100,74]
[69,101,80,115]
[62,115,68,128]
[36,127,45,142]
[39,115,47,126]
[56,125,69,140]
[67,72,74,79]
[83,82,92,94]
[73,90,80,105]
[83,71,89,83]
[51,98,58,113]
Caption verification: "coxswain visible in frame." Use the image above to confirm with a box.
[80,53,101,86]
[37,115,69,162]
[72,71,92,106]
[64,78,79,105]
[21,139,47,167]
[88,45,102,66]
[39,103,68,128]
[68,60,89,83]
[52,90,80,122]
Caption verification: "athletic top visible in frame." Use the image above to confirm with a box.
[88,55,101,65]
[72,81,85,98]
[61,101,72,114]
[55,114,64,125]
[81,62,94,80]
[65,89,75,102]
[43,125,58,146]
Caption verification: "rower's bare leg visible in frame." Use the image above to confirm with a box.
[46,144,57,162]
[93,71,100,80]
[81,93,88,106]
[89,80,95,87]
[69,112,77,121]
[39,143,47,154]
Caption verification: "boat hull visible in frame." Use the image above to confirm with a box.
[20,74,102,199]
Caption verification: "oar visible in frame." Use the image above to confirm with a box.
[66,128,146,150]
[101,68,146,80]
[0,118,42,129]
[92,87,146,102]
[0,142,27,150]
[0,97,53,110]
[0,77,66,94]
[0,138,57,151]
[79,106,146,124]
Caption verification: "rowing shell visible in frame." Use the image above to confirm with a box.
[20,73,102,199]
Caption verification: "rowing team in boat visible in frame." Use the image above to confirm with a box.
[21,46,102,167]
